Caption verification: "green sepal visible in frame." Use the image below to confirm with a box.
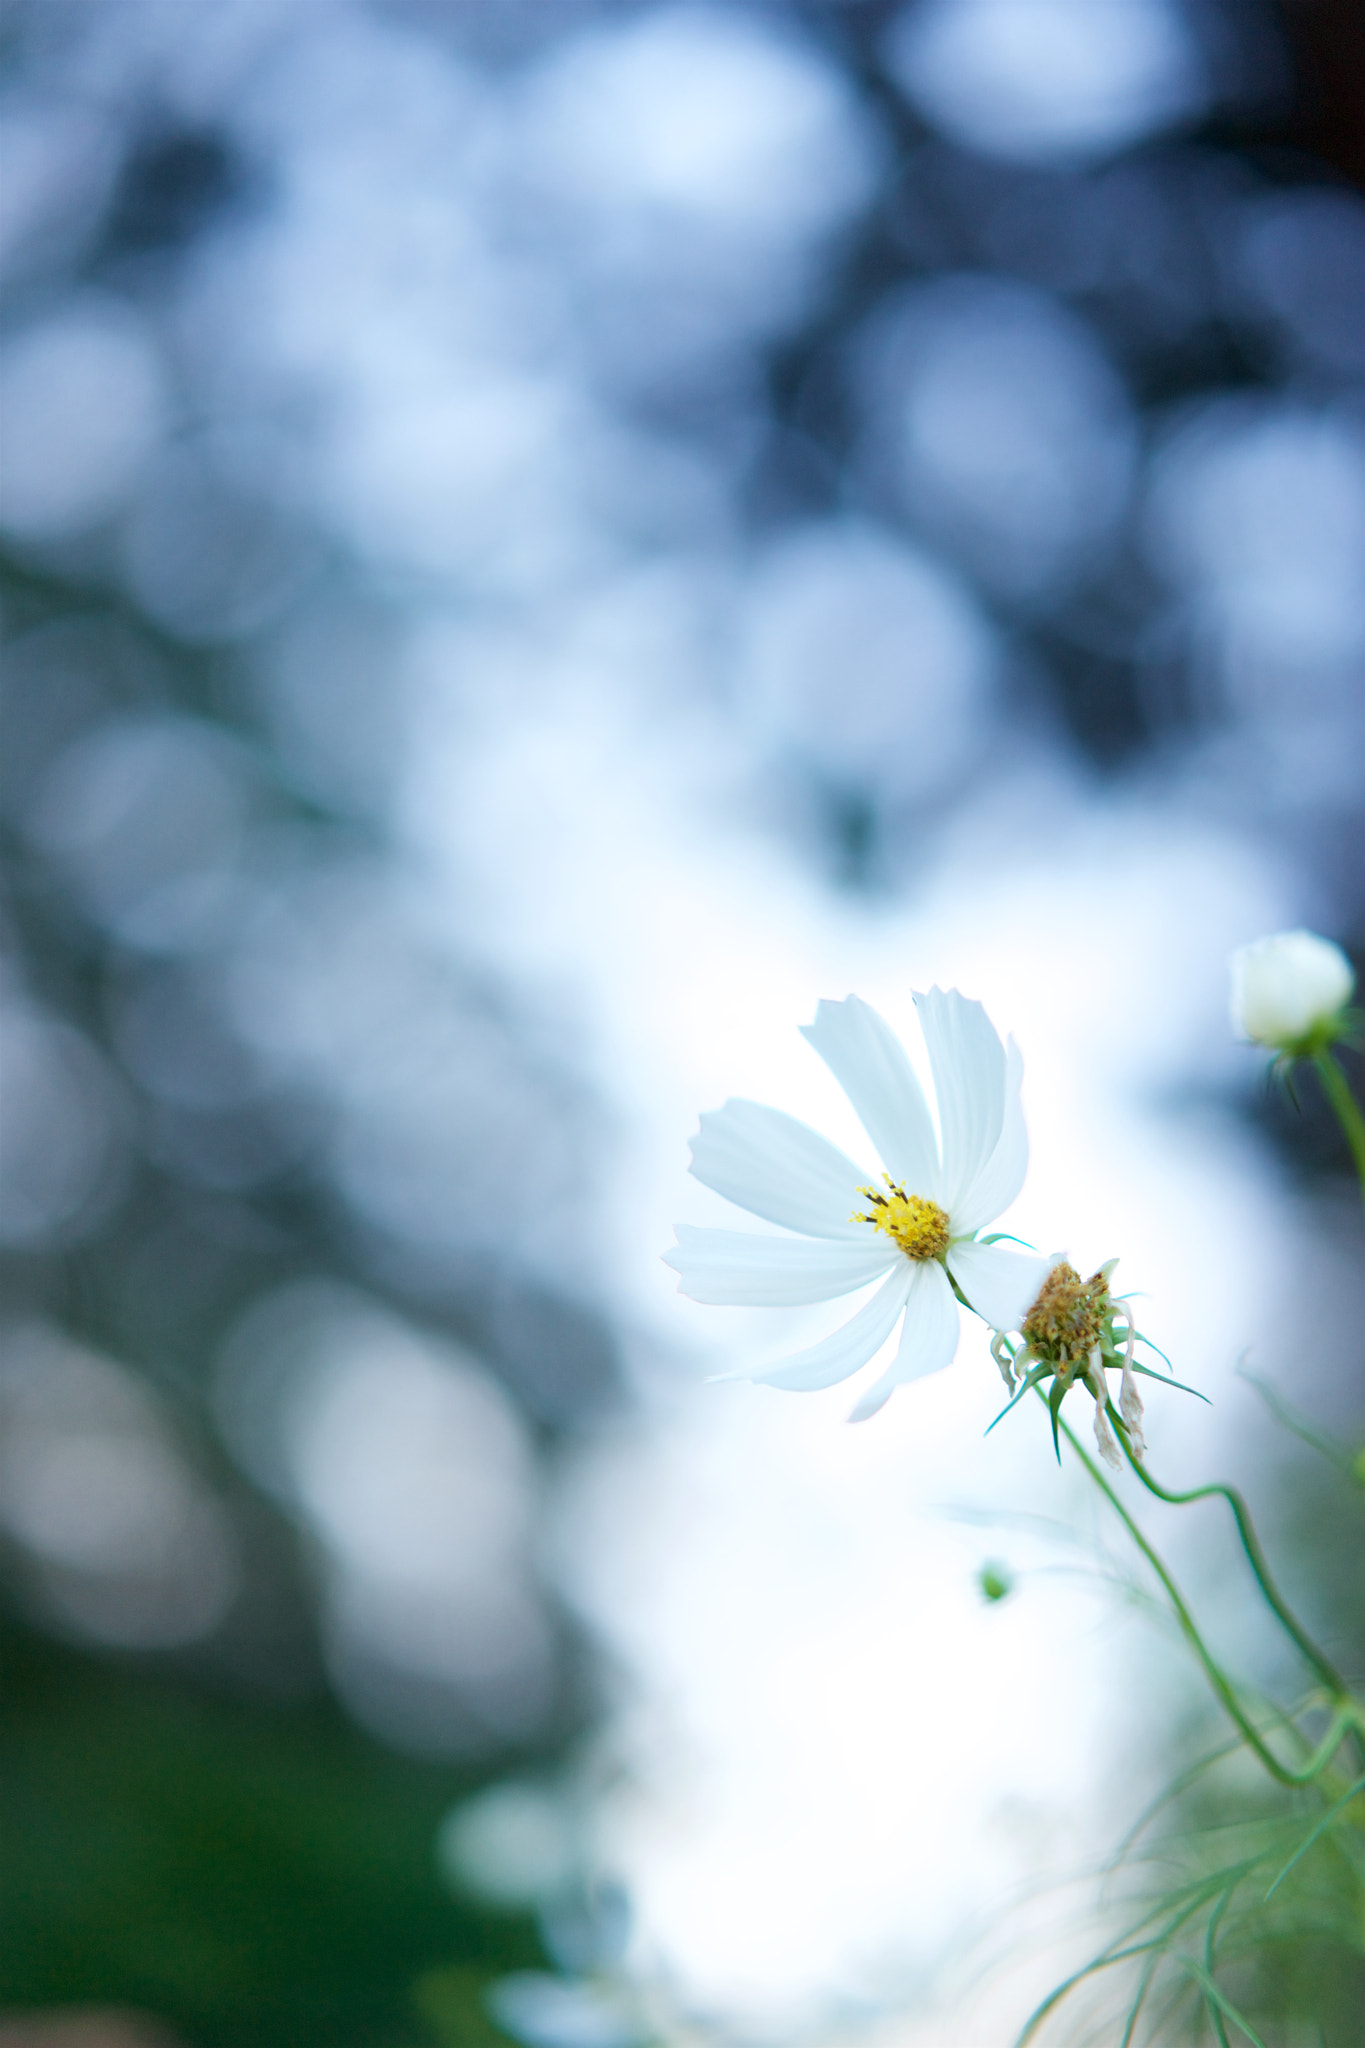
[1047,1376,1067,1463]
[1268,1007,1358,1064]
[1274,1057,1303,1110]
[1125,1358,1209,1403]
[984,1359,1052,1437]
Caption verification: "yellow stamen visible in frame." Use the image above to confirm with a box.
[851,1178,950,1261]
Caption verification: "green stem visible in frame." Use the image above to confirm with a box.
[1055,1412,1360,1789]
[1313,1050,1365,1215]
[1110,1418,1351,1700]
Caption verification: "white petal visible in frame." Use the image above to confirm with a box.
[913,986,1007,1215]
[752,1264,912,1392]
[848,1259,960,1421]
[689,1099,872,1239]
[954,1035,1028,1233]
[799,995,940,1195]
[946,1239,1051,1333]
[664,1225,896,1306]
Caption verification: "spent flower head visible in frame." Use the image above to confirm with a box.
[985,1255,1200,1469]
[1230,930,1355,1057]
[665,989,1050,1421]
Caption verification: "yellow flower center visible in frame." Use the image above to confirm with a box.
[852,1178,950,1261]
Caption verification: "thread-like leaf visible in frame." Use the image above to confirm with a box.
[1263,1772,1365,1900]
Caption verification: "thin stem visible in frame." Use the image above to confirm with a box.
[1016,1890,1257,2048]
[1110,1418,1352,1701]
[1313,1050,1365,1215]
[1203,1886,1236,2048]
[1263,1769,1365,1901]
[1119,1952,1162,2048]
[1055,1412,1360,1789]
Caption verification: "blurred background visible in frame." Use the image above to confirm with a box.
[2,0,1364,2042]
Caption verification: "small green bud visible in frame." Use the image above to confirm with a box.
[979,1561,1013,1603]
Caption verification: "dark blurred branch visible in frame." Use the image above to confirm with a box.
[1274,0,1365,189]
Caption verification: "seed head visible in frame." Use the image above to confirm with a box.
[1022,1261,1110,1377]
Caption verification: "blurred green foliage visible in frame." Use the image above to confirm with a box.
[0,1617,539,2046]
[1030,1410,1365,2047]
[0,525,584,2046]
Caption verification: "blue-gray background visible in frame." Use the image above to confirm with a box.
[2,2,1363,2042]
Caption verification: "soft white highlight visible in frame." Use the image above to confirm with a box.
[883,0,1203,165]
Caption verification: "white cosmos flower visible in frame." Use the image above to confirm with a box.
[665,989,1052,1420]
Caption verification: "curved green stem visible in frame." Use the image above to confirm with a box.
[1055,1413,1361,1789]
[1313,1050,1365,1216]
[1110,1419,1352,1701]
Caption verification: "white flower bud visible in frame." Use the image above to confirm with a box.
[1229,930,1355,1052]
